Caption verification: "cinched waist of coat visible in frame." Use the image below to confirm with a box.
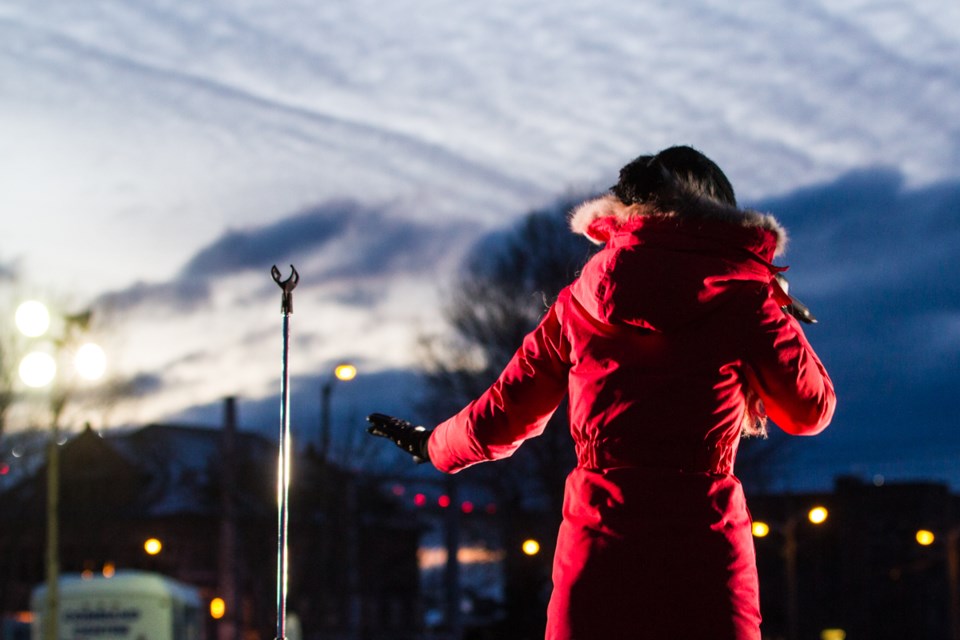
[575,437,735,475]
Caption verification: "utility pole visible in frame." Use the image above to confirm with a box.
[43,421,60,640]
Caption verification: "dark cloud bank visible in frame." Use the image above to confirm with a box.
[752,168,960,486]
[98,200,477,313]
[149,170,960,489]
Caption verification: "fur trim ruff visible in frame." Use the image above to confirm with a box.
[570,194,788,257]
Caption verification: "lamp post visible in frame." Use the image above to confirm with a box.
[319,364,356,461]
[15,300,105,640]
[915,527,960,640]
[753,505,829,640]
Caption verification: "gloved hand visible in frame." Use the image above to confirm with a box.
[774,274,817,324]
[366,413,432,463]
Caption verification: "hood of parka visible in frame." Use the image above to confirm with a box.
[569,194,789,331]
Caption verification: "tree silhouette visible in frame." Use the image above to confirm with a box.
[418,196,596,636]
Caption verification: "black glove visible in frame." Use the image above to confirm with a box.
[774,274,817,324]
[366,413,432,463]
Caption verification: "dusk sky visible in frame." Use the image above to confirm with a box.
[1,0,958,492]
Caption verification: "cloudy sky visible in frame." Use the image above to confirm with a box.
[1,0,958,491]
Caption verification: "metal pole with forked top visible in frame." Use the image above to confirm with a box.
[271,265,299,640]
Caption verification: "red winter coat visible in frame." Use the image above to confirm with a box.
[428,195,836,640]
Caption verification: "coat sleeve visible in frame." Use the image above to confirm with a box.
[741,287,836,436]
[428,298,572,473]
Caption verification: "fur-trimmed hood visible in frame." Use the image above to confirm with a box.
[570,194,787,257]
[567,194,790,331]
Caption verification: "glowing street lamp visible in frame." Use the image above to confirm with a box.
[210,597,226,620]
[14,300,106,640]
[15,300,51,337]
[787,506,829,640]
[19,351,58,389]
[916,529,936,546]
[522,539,541,556]
[808,506,829,525]
[74,343,107,381]
[914,526,960,638]
[15,302,106,389]
[753,506,830,640]
[320,363,357,461]
[144,538,163,556]
[334,363,357,382]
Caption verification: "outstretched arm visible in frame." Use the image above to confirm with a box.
[428,297,572,473]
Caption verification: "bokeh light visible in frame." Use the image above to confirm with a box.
[15,301,50,337]
[210,597,226,620]
[808,506,829,525]
[334,364,357,381]
[74,342,107,381]
[916,529,935,546]
[19,352,57,388]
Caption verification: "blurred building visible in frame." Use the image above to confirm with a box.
[0,400,422,640]
[750,476,959,640]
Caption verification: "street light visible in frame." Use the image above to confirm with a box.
[916,529,936,546]
[319,363,356,461]
[15,300,106,640]
[144,538,163,556]
[753,505,830,640]
[15,300,50,337]
[808,506,829,525]
[915,526,960,640]
[19,351,57,388]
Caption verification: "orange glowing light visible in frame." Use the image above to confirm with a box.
[808,506,828,525]
[334,364,357,381]
[916,529,936,546]
[210,597,226,619]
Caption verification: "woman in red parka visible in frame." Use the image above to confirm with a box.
[368,145,836,639]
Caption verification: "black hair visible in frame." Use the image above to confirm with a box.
[611,145,737,208]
